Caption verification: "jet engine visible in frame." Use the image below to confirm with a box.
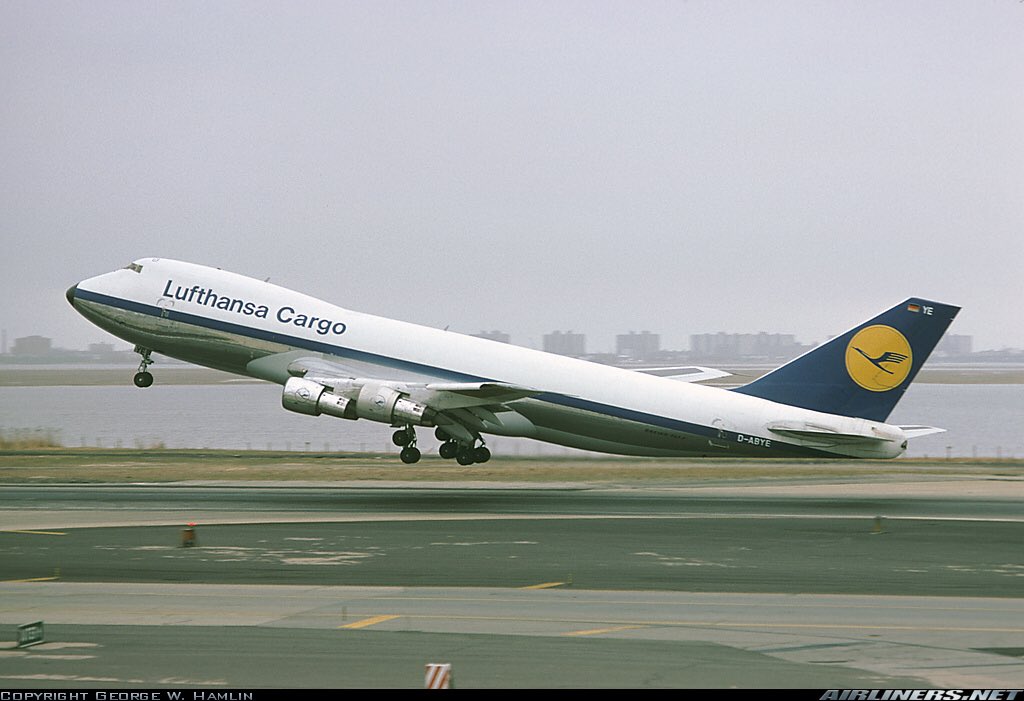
[281,377,436,426]
[282,377,357,420]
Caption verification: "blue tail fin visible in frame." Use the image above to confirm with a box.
[733,298,960,422]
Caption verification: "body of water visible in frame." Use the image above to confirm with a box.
[0,382,1020,459]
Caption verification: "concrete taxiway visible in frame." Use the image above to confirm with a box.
[1,471,1023,688]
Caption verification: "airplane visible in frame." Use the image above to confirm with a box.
[66,258,959,463]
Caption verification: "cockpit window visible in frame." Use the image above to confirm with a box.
[122,262,143,273]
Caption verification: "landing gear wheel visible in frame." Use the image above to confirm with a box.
[435,427,450,442]
[439,441,459,460]
[473,446,491,463]
[455,447,475,466]
[392,429,413,447]
[133,346,154,387]
[400,446,421,464]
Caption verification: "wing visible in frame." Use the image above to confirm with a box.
[248,352,544,445]
[633,365,732,383]
[275,356,541,409]
[417,382,541,409]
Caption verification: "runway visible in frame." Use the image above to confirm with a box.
[1,475,1023,687]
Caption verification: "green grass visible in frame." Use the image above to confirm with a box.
[0,447,1021,484]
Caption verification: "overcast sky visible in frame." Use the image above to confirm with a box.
[2,1,1022,354]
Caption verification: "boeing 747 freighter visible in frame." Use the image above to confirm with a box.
[67,258,958,464]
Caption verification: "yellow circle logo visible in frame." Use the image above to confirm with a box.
[845,325,913,392]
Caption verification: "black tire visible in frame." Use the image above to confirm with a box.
[400,446,421,464]
[473,446,491,463]
[455,448,475,466]
[434,427,450,442]
[439,441,459,459]
[133,371,153,388]
[392,430,411,447]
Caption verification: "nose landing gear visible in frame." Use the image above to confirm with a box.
[133,347,154,388]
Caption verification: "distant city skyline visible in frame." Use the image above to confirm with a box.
[0,328,1002,362]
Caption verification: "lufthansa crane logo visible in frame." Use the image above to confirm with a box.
[845,325,913,392]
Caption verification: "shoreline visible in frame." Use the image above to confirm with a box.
[2,365,1023,386]
[1,449,1022,484]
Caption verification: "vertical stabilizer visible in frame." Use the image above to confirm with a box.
[733,299,959,422]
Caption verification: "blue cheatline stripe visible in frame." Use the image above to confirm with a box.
[71,287,831,457]
[73,287,479,382]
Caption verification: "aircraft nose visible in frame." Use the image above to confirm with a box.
[66,284,78,306]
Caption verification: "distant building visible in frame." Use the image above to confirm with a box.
[471,330,510,344]
[690,332,808,362]
[87,342,116,354]
[935,334,972,357]
[616,331,660,361]
[11,335,52,356]
[543,330,586,357]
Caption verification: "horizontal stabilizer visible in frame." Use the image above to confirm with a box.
[635,366,732,383]
[897,425,946,439]
[766,421,898,444]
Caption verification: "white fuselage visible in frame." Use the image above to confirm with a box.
[68,258,907,459]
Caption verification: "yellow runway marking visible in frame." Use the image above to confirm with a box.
[3,576,60,583]
[521,581,567,590]
[340,614,400,630]
[2,530,66,536]
[564,625,642,637]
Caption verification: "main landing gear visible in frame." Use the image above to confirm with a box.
[435,427,491,466]
[391,426,493,465]
[392,426,421,464]
[133,347,154,388]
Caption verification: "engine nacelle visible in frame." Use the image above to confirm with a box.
[355,381,436,426]
[282,377,436,427]
[282,377,357,420]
